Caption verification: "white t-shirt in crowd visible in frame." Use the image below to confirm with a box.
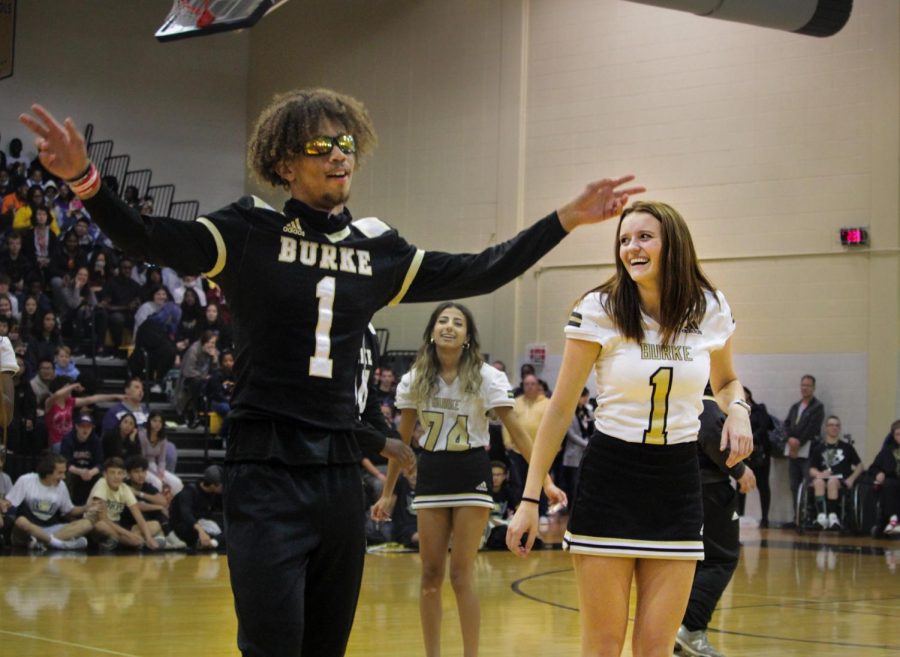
[5,473,74,523]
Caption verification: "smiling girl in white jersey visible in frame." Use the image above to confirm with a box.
[506,201,753,657]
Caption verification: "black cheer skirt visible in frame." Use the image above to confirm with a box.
[413,448,494,510]
[564,432,704,560]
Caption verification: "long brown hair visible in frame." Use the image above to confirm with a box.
[408,302,483,411]
[585,201,716,346]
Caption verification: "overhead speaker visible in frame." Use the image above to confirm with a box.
[621,0,853,37]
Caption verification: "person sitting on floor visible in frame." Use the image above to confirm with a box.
[0,453,96,550]
[89,456,161,550]
[121,456,170,539]
[165,464,224,551]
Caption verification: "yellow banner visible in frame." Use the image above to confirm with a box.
[0,0,15,80]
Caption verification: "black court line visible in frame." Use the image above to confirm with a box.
[745,537,898,556]
[705,627,900,652]
[512,569,900,651]
[510,568,578,612]
[510,539,900,652]
[718,591,900,612]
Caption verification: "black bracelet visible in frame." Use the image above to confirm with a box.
[520,496,540,505]
[65,161,93,183]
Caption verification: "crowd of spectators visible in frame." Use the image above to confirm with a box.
[0,135,233,552]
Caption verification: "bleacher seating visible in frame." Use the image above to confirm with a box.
[83,354,223,483]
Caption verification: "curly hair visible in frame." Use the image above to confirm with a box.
[248,88,378,188]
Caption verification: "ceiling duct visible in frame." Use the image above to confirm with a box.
[621,0,852,37]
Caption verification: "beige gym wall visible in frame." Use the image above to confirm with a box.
[246,0,898,461]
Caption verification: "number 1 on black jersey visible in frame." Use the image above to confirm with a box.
[309,276,335,378]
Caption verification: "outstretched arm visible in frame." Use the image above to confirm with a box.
[397,177,645,304]
[19,105,220,273]
[74,393,125,409]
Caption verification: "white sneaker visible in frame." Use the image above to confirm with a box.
[885,515,900,535]
[675,625,727,657]
[815,512,828,529]
[827,512,841,530]
[165,531,188,550]
[59,537,89,550]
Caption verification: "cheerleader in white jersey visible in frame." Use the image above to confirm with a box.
[506,201,753,657]
[372,302,566,657]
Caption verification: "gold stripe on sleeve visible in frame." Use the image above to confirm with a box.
[197,217,226,279]
[388,249,425,306]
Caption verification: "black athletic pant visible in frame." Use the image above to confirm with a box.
[225,461,366,657]
[882,477,900,520]
[789,457,808,510]
[682,481,740,632]
[737,454,771,523]
[508,450,548,514]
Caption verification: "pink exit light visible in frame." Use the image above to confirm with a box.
[839,227,868,246]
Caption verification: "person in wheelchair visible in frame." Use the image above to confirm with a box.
[870,419,900,535]
[807,416,863,530]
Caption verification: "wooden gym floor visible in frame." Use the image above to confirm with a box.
[1,521,898,656]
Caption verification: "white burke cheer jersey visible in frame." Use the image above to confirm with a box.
[395,364,514,452]
[566,289,735,445]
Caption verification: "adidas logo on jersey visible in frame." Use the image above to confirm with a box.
[283,218,305,237]
[476,481,488,492]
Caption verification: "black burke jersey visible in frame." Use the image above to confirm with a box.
[84,187,566,463]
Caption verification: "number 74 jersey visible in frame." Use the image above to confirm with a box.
[395,363,515,451]
[566,289,735,446]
